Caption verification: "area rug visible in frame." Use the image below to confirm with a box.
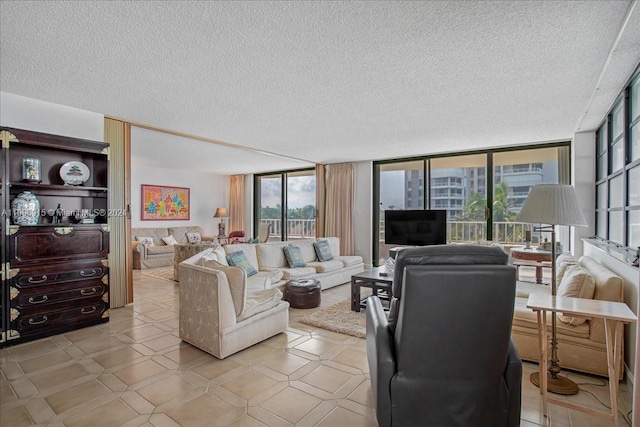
[141,267,176,283]
[299,299,366,338]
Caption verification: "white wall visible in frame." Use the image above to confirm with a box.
[0,92,103,141]
[354,161,373,267]
[130,164,224,236]
[572,131,596,258]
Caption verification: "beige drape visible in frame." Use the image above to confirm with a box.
[324,162,355,255]
[229,175,245,233]
[315,164,326,238]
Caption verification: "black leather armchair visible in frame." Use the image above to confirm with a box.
[366,245,522,427]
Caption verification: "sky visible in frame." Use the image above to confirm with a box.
[261,175,316,209]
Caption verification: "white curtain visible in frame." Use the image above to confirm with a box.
[324,162,355,255]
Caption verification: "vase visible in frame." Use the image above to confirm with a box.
[11,191,40,225]
[22,155,42,183]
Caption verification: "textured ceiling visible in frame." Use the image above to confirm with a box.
[1,1,638,175]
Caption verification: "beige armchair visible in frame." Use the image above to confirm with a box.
[178,249,289,359]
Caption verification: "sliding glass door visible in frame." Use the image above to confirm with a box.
[254,169,316,241]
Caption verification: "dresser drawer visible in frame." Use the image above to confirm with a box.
[10,300,108,339]
[11,281,107,311]
[8,225,108,267]
[11,263,106,289]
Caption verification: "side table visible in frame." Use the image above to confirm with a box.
[527,293,636,425]
[173,242,216,281]
[351,267,393,312]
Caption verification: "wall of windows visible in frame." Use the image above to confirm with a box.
[595,69,640,249]
[373,145,569,260]
[254,169,316,241]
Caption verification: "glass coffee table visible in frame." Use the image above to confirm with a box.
[351,267,393,312]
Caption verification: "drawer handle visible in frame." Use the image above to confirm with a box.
[28,315,48,325]
[27,275,48,284]
[80,288,97,296]
[28,295,49,304]
[80,269,97,277]
[81,306,97,315]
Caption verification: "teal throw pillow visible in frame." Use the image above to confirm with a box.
[283,246,306,268]
[313,240,334,261]
[226,250,258,277]
[248,237,261,244]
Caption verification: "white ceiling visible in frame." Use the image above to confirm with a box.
[1,1,639,175]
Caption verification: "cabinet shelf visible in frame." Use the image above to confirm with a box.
[9,182,108,197]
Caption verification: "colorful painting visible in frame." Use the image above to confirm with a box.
[141,185,190,220]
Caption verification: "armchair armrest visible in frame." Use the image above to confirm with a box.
[505,339,522,427]
[133,241,149,259]
[366,296,395,427]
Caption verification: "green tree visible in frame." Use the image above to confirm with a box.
[460,191,486,221]
[492,181,517,222]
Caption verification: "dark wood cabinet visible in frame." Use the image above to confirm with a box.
[1,127,110,347]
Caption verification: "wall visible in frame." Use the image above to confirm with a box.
[572,131,596,258]
[0,92,103,140]
[354,161,373,267]
[130,126,227,237]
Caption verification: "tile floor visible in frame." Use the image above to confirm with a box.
[0,269,634,426]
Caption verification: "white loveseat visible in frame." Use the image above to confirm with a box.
[200,237,365,292]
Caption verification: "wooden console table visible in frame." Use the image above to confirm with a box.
[527,293,636,425]
[511,247,553,284]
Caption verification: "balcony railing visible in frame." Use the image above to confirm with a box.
[260,219,316,240]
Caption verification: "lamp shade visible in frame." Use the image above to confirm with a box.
[516,184,587,227]
[214,207,228,218]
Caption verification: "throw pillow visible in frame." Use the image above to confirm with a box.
[185,231,202,243]
[313,240,334,261]
[136,236,154,247]
[161,235,178,246]
[557,264,596,326]
[283,246,306,268]
[226,250,258,277]
[248,237,261,244]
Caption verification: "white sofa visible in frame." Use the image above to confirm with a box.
[179,250,289,359]
[216,237,365,291]
[511,254,624,378]
[132,225,214,269]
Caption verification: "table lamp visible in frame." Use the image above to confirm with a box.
[516,184,587,395]
[214,207,229,238]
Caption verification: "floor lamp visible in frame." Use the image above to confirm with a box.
[515,184,588,395]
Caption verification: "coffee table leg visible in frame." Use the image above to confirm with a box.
[351,278,360,312]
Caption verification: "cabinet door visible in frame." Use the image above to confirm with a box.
[8,225,109,267]
[1,143,5,344]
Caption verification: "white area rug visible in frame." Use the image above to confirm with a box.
[299,299,366,338]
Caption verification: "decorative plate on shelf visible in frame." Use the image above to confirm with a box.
[59,161,90,186]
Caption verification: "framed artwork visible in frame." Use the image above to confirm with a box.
[141,184,190,220]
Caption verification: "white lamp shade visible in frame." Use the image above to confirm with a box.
[516,184,587,227]
[214,207,228,218]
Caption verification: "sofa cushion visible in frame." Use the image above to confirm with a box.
[227,250,258,277]
[237,288,283,321]
[136,236,155,247]
[213,245,229,266]
[147,245,174,255]
[515,281,549,299]
[256,243,288,269]
[295,240,318,263]
[557,264,596,326]
[334,255,363,267]
[162,235,179,246]
[314,240,334,261]
[200,257,246,316]
[168,226,205,244]
[306,259,343,273]
[284,246,306,268]
[133,227,169,246]
[280,267,316,280]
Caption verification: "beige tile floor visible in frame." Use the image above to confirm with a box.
[0,267,633,426]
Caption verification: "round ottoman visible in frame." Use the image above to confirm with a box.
[285,279,321,309]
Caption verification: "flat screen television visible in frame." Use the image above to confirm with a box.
[384,209,447,246]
